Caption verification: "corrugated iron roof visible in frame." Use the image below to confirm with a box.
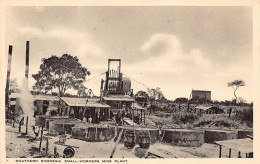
[215,138,253,153]
[60,97,110,108]
[195,105,216,111]
[103,95,134,102]
[33,95,59,101]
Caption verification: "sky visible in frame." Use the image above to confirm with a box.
[4,6,253,102]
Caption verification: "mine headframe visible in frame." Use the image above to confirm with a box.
[101,59,124,96]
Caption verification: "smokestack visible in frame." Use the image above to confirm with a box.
[5,45,13,115]
[25,41,29,78]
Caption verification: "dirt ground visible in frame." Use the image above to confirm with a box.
[5,124,247,158]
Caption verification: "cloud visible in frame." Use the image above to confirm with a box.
[10,26,109,92]
[16,26,107,69]
[17,26,105,56]
[126,34,211,74]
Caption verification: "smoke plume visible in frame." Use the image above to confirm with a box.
[18,78,35,125]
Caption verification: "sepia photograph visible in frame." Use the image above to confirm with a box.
[0,1,259,162]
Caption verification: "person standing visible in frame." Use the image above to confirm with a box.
[88,116,92,124]
[82,116,87,122]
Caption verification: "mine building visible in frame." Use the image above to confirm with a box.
[9,93,60,116]
[59,97,111,123]
[100,59,147,125]
[191,90,211,101]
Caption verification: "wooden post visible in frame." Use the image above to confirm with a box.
[160,130,165,143]
[110,129,123,158]
[63,123,65,134]
[219,145,222,158]
[12,114,15,128]
[54,146,59,158]
[39,125,44,152]
[144,111,146,125]
[95,127,98,141]
[25,116,28,135]
[132,109,134,127]
[18,122,21,132]
[229,148,232,158]
[18,117,24,133]
[141,109,143,123]
[238,151,242,158]
[45,138,49,154]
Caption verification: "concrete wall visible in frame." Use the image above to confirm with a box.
[204,130,237,143]
[45,116,70,129]
[162,129,204,147]
[48,119,81,135]
[237,129,253,139]
[115,126,159,144]
[71,126,115,142]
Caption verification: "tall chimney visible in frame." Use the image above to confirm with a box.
[5,45,13,116]
[25,41,29,78]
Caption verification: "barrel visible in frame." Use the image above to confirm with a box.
[138,131,150,149]
[124,130,135,149]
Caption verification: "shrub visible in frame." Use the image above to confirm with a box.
[172,111,199,124]
[236,107,253,127]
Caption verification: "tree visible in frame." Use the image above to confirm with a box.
[147,87,166,114]
[238,97,246,105]
[135,90,149,105]
[77,84,87,98]
[228,80,245,103]
[135,90,149,98]
[147,87,165,101]
[32,54,90,96]
[174,97,188,104]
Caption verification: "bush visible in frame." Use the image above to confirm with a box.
[172,111,199,124]
[236,107,253,127]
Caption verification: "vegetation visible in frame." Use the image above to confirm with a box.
[32,54,90,96]
[174,97,188,104]
[135,90,149,98]
[145,101,253,129]
[228,80,245,103]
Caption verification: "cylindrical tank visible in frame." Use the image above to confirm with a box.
[122,77,131,93]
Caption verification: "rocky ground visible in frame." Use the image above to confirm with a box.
[5,124,246,159]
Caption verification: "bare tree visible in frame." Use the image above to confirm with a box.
[228,80,245,103]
